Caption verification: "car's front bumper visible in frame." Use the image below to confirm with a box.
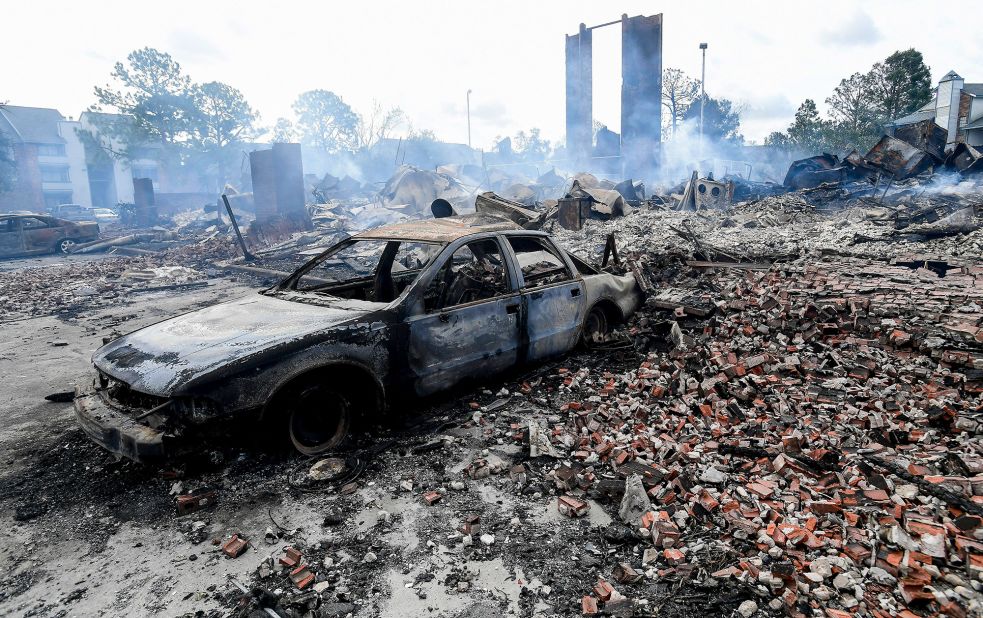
[74,384,167,463]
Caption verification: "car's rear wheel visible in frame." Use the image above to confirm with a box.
[58,238,77,254]
[581,306,609,346]
[288,384,352,456]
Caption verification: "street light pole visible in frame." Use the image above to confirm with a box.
[699,43,707,158]
[466,89,472,149]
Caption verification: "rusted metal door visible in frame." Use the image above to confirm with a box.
[0,217,24,257]
[405,238,522,396]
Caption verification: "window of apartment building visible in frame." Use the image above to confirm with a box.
[131,164,158,182]
[39,165,70,183]
[37,144,66,157]
[43,192,73,209]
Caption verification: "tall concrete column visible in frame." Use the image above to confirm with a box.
[565,23,592,168]
[621,13,663,178]
[248,149,277,224]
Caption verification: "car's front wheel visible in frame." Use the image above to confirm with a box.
[58,238,77,254]
[287,384,352,456]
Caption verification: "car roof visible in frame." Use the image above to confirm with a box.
[354,214,522,243]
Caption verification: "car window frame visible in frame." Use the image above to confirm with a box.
[419,235,517,314]
[504,234,579,290]
[275,236,443,297]
[20,216,51,230]
[402,234,518,317]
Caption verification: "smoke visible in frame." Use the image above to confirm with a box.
[301,146,365,183]
[652,118,795,187]
[916,171,983,197]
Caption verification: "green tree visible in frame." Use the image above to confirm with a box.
[292,90,359,153]
[768,48,933,155]
[766,99,831,153]
[868,49,932,122]
[271,118,298,143]
[407,128,438,144]
[186,81,258,191]
[355,101,406,150]
[91,47,198,161]
[513,128,551,161]
[682,96,743,144]
[787,100,826,151]
[90,48,260,190]
[825,73,879,151]
[763,131,791,149]
[191,81,258,149]
[661,68,700,139]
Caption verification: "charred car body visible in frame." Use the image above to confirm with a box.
[75,215,644,462]
[0,214,99,258]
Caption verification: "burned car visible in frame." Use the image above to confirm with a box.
[75,215,643,462]
[0,213,99,258]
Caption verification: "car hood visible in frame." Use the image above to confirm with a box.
[93,294,380,395]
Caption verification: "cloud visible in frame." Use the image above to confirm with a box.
[439,99,510,124]
[741,94,797,121]
[166,30,227,63]
[820,10,882,46]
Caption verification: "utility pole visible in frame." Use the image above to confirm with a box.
[466,89,472,149]
[699,43,708,158]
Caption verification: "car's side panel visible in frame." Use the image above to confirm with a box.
[22,217,66,253]
[401,235,523,396]
[523,280,586,361]
[405,294,522,396]
[502,235,586,362]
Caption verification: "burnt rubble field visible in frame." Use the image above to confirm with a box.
[1,174,983,618]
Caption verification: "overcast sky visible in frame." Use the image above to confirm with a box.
[3,1,982,148]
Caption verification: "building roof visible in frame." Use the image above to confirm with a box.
[941,70,963,81]
[886,109,936,127]
[355,214,521,243]
[964,84,983,97]
[0,106,66,144]
[963,116,983,131]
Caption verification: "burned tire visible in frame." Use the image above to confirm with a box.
[58,238,77,254]
[287,384,352,456]
[581,306,609,346]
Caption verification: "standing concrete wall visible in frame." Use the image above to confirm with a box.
[249,143,311,231]
[621,13,663,178]
[565,24,593,168]
[249,148,278,223]
[271,143,306,218]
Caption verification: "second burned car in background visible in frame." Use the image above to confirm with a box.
[75,215,644,462]
[0,213,100,258]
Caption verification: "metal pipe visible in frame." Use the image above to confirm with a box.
[221,194,256,262]
[587,18,621,30]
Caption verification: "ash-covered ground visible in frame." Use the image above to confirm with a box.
[1,188,981,618]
